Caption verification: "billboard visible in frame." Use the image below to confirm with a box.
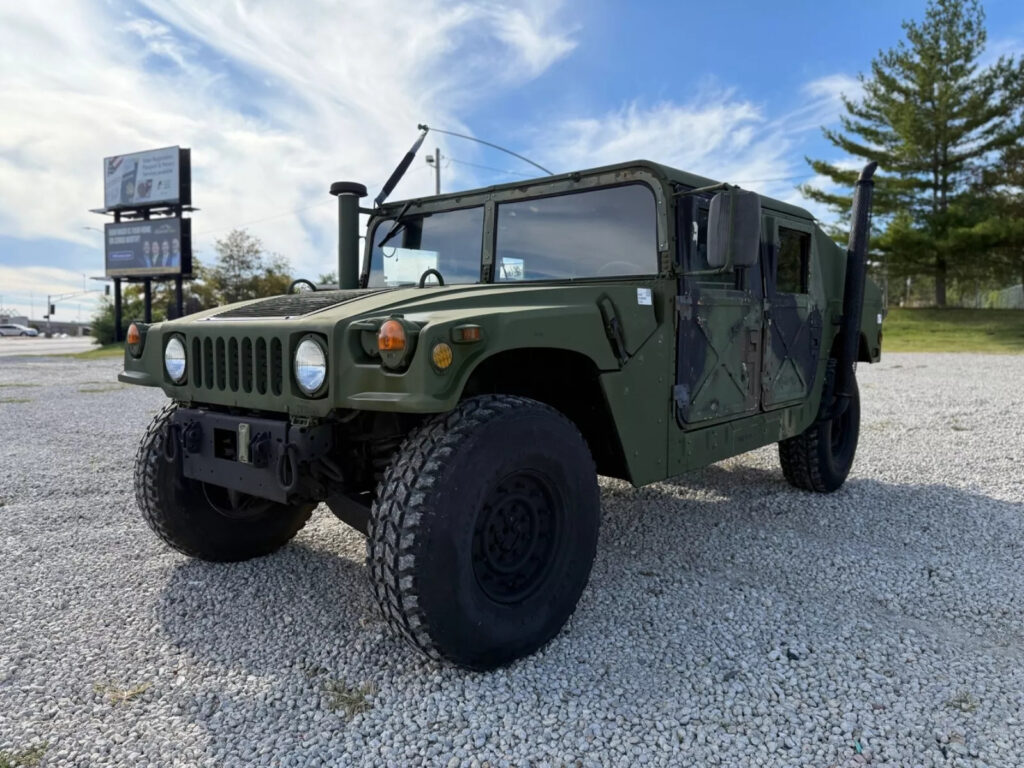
[103,146,191,210]
[105,218,192,278]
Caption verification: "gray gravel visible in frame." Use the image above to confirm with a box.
[1,352,1022,767]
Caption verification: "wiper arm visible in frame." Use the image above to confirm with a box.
[376,201,413,250]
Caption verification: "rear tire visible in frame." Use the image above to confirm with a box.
[135,404,313,561]
[368,395,600,670]
[778,367,860,493]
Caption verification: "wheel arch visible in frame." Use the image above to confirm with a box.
[460,347,630,481]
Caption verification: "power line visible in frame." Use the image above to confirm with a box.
[194,199,334,238]
[447,157,535,178]
[194,166,438,238]
[418,124,553,175]
[735,174,815,185]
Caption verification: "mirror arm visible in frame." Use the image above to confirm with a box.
[673,181,734,198]
[679,265,734,277]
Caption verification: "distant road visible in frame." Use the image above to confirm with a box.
[0,336,99,357]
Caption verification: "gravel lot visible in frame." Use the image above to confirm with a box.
[1,352,1022,767]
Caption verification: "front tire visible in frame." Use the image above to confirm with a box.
[778,368,860,493]
[135,404,313,561]
[368,395,600,670]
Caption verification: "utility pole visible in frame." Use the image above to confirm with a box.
[426,148,441,195]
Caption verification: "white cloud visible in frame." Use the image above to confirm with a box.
[485,1,577,78]
[0,0,576,290]
[534,93,803,203]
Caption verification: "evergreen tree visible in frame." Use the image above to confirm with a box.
[803,0,1024,306]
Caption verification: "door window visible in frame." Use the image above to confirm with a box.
[776,227,810,294]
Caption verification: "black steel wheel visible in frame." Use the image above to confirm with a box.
[135,404,313,561]
[778,364,860,493]
[368,395,600,670]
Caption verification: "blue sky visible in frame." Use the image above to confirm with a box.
[1,0,1022,322]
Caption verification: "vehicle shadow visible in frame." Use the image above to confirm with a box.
[580,468,1024,671]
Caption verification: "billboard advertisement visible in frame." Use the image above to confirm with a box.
[103,146,190,210]
[105,218,192,278]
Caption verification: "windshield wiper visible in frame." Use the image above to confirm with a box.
[376,201,413,251]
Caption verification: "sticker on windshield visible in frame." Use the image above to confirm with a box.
[637,287,652,306]
[382,247,439,286]
[499,257,524,281]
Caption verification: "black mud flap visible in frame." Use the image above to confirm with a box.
[168,408,332,503]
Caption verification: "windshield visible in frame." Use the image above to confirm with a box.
[368,206,484,287]
[366,183,658,287]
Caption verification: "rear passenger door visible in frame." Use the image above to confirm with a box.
[761,218,823,408]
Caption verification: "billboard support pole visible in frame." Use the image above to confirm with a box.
[143,278,152,323]
[113,278,123,343]
[175,275,183,319]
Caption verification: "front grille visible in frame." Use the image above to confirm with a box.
[191,333,285,395]
[213,289,386,319]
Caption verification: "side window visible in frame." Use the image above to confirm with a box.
[494,184,657,281]
[679,199,741,288]
[776,227,810,294]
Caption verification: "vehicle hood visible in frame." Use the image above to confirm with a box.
[170,283,642,327]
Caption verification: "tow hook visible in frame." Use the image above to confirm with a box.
[277,444,299,494]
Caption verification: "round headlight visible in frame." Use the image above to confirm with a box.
[295,338,327,395]
[164,337,187,383]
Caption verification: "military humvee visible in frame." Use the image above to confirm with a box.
[121,156,881,670]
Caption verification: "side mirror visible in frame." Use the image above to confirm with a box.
[707,189,761,269]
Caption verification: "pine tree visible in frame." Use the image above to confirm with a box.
[803,0,1024,306]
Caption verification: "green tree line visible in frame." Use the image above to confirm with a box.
[803,0,1024,307]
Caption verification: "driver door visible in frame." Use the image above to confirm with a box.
[675,197,764,426]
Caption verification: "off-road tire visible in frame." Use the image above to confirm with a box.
[135,403,313,561]
[367,394,600,670]
[778,365,860,493]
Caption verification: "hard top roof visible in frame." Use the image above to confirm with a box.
[384,159,815,221]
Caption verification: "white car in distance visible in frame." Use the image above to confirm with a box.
[0,323,40,337]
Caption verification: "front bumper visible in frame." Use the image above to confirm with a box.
[168,408,333,503]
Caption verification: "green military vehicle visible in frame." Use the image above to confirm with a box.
[121,147,882,670]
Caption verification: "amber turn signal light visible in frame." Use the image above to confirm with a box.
[378,319,406,352]
[431,342,454,370]
[126,322,144,358]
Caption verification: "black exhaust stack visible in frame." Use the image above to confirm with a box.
[330,181,367,290]
[833,161,877,407]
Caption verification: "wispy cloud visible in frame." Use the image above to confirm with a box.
[535,93,800,202]
[0,0,577,321]
[532,75,860,221]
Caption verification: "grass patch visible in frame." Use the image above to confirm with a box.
[78,385,126,394]
[883,308,1024,353]
[0,383,40,388]
[69,342,124,360]
[93,681,153,705]
[0,398,33,404]
[946,689,979,713]
[322,679,376,718]
[0,743,48,768]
